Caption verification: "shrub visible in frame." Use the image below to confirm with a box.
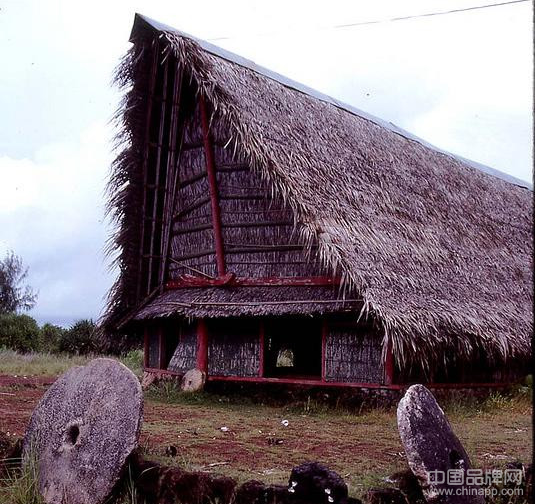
[120,349,144,377]
[0,313,41,352]
[59,319,101,355]
[39,323,65,353]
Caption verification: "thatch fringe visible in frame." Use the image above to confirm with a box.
[103,39,157,332]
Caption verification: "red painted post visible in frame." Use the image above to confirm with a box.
[321,320,327,382]
[258,320,265,377]
[196,319,209,373]
[199,95,226,277]
[143,325,149,369]
[384,339,395,385]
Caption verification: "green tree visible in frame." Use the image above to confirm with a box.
[59,319,100,355]
[40,323,65,353]
[0,313,41,352]
[0,251,37,314]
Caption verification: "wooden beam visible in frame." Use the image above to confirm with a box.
[143,370,514,390]
[173,196,212,220]
[207,375,403,390]
[171,244,312,262]
[199,95,226,277]
[384,339,395,385]
[166,275,341,289]
[159,60,184,291]
[205,376,514,390]
[196,319,209,373]
[172,220,294,235]
[146,58,169,296]
[136,39,160,303]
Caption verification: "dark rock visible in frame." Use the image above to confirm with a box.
[130,452,161,503]
[0,431,12,458]
[234,480,290,504]
[159,467,236,504]
[165,445,178,457]
[22,358,143,504]
[525,463,533,503]
[0,432,22,478]
[365,487,408,504]
[397,384,484,504]
[388,470,426,504]
[289,461,349,504]
[130,452,236,504]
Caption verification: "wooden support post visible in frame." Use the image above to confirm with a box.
[146,58,169,295]
[159,60,184,291]
[384,339,395,385]
[321,320,327,382]
[143,325,149,369]
[199,95,226,277]
[136,40,160,303]
[158,325,166,370]
[259,320,265,378]
[196,319,209,373]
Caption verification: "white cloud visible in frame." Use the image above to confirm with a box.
[0,122,116,326]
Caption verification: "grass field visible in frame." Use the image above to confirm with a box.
[0,349,532,501]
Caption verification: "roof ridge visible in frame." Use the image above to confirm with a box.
[131,13,531,190]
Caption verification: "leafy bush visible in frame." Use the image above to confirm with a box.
[120,349,144,377]
[58,319,101,355]
[0,313,41,352]
[39,323,65,353]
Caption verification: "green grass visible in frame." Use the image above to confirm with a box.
[0,349,91,376]
[0,450,43,504]
[0,348,144,378]
[118,349,144,378]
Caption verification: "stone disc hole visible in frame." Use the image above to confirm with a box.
[66,424,80,445]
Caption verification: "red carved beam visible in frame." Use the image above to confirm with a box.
[140,368,515,390]
[166,275,342,289]
[207,375,403,390]
[384,339,395,385]
[199,95,226,277]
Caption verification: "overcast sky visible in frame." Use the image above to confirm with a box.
[0,0,532,327]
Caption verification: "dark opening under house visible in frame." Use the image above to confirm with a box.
[103,14,533,389]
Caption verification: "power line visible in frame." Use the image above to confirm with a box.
[209,0,530,41]
[333,0,530,29]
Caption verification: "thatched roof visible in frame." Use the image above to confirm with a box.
[105,14,532,367]
[134,286,361,320]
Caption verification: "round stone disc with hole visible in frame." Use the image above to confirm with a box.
[181,368,206,392]
[23,358,143,504]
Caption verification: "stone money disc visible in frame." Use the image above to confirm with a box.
[23,358,143,504]
[181,368,206,392]
[397,384,483,504]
